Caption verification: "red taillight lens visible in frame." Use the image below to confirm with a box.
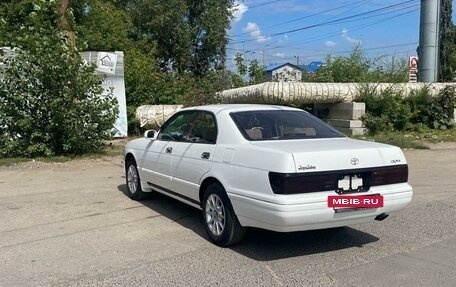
[268,165,408,195]
[269,172,339,194]
[371,165,408,186]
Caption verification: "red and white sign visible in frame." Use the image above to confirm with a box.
[409,56,418,71]
[328,195,384,208]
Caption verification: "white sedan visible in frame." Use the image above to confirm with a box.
[124,105,413,246]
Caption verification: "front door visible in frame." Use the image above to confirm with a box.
[142,111,195,191]
[168,111,218,203]
[144,110,217,205]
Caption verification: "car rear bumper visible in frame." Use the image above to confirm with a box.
[228,184,413,232]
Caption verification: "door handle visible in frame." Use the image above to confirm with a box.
[201,152,210,159]
[166,147,173,153]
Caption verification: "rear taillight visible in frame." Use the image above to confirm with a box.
[269,172,339,194]
[268,164,408,195]
[371,165,408,186]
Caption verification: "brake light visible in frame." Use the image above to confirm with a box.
[371,165,408,186]
[268,164,408,195]
[269,172,338,194]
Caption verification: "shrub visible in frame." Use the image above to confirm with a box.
[407,86,456,129]
[0,1,118,157]
[357,85,456,134]
[357,85,412,133]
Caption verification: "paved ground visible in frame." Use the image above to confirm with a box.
[0,145,455,287]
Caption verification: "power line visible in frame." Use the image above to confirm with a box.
[248,0,282,9]
[228,7,418,56]
[227,42,418,62]
[231,0,372,38]
[266,7,419,51]
[229,0,419,44]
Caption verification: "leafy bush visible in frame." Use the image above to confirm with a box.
[357,85,455,134]
[407,86,456,129]
[0,1,118,158]
[357,85,412,133]
[308,46,408,83]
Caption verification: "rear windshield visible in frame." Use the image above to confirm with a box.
[230,110,345,141]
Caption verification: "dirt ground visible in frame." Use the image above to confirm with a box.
[0,143,455,286]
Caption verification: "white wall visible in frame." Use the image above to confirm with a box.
[271,64,302,82]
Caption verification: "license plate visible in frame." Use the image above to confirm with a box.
[328,194,384,209]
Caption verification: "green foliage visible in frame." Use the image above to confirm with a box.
[235,53,247,76]
[0,0,57,46]
[0,0,118,158]
[357,85,456,134]
[353,133,429,150]
[312,46,370,82]
[229,54,265,87]
[407,86,456,129]
[76,0,133,51]
[358,85,412,133]
[439,0,456,82]
[72,0,235,135]
[248,59,265,84]
[129,0,234,75]
[308,46,408,83]
[2,0,236,141]
[230,52,247,87]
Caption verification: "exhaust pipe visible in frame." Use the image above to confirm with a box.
[375,213,389,221]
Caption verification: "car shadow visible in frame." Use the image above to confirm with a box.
[118,184,379,261]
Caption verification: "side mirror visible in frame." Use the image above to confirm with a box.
[144,130,157,139]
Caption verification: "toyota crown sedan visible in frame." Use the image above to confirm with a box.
[124,105,413,246]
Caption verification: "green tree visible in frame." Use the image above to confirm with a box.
[312,46,371,82]
[129,0,234,75]
[0,0,118,157]
[73,0,234,133]
[229,53,264,87]
[248,59,265,84]
[0,0,51,45]
[439,0,456,82]
[368,56,408,83]
[308,46,408,83]
[229,52,247,87]
[75,0,133,51]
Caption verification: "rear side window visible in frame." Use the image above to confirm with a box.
[230,110,345,141]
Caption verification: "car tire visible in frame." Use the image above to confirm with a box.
[202,183,245,247]
[125,158,146,201]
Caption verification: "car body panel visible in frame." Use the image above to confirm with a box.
[251,138,406,172]
[168,141,216,202]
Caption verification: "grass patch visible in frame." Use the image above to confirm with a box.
[410,127,456,143]
[0,143,124,167]
[353,127,456,149]
[353,133,429,149]
[0,157,33,166]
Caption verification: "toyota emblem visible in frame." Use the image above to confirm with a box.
[350,158,359,165]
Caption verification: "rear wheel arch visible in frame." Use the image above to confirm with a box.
[201,180,245,246]
[199,177,222,206]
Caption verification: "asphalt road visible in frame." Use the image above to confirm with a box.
[0,145,455,287]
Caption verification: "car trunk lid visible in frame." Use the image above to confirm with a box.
[250,138,406,172]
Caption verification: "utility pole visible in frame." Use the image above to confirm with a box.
[418,0,441,82]
[262,50,266,66]
[294,55,300,66]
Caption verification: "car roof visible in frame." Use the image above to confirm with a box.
[181,104,302,114]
